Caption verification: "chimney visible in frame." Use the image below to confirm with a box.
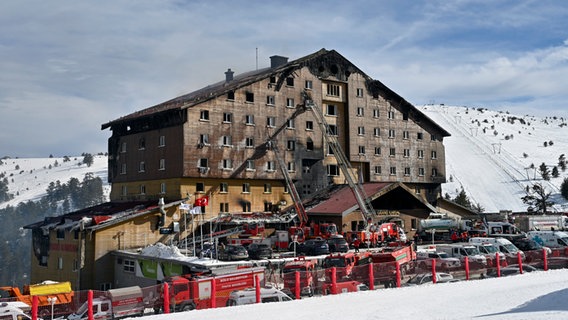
[225,68,234,82]
[270,55,288,68]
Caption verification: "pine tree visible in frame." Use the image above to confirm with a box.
[539,162,550,181]
[453,188,472,208]
[552,166,560,178]
[82,153,94,167]
[522,183,554,213]
[561,178,568,201]
[559,154,566,171]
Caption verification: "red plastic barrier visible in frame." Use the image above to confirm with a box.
[496,252,501,277]
[88,290,94,320]
[331,267,337,294]
[32,295,38,320]
[255,275,261,303]
[211,278,216,308]
[368,263,374,290]
[294,271,300,300]
[517,252,523,274]
[163,282,170,314]
[431,258,437,284]
[395,262,401,288]
[465,256,470,280]
[543,248,548,271]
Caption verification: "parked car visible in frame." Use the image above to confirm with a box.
[416,250,462,270]
[327,235,349,253]
[296,238,330,256]
[404,272,458,286]
[483,264,540,278]
[218,244,249,261]
[247,243,273,260]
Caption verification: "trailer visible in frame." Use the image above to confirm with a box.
[515,215,568,232]
[68,286,144,320]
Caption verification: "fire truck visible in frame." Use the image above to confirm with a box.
[281,257,318,297]
[352,244,416,288]
[153,267,265,312]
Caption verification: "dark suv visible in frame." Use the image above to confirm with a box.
[297,238,330,256]
[327,235,349,253]
[247,243,273,260]
[218,244,249,261]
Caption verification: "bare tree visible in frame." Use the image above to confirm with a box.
[521,183,554,213]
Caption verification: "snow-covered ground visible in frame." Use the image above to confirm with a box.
[0,155,110,209]
[139,269,568,320]
[419,105,568,213]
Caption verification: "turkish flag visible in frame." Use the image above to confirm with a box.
[195,196,209,207]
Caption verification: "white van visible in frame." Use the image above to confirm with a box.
[226,287,293,306]
[0,302,32,320]
[469,237,525,260]
[434,243,487,266]
[467,242,506,265]
[527,231,568,248]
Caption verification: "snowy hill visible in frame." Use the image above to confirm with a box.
[0,154,110,210]
[419,105,568,213]
[1,106,567,214]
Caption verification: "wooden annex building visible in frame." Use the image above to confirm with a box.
[25,48,450,290]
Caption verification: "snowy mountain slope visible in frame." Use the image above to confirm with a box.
[0,155,110,210]
[419,105,568,213]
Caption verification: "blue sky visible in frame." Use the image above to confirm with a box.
[1,0,568,157]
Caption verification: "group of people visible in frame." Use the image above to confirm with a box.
[450,230,470,242]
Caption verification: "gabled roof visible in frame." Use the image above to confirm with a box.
[101,48,450,136]
[306,182,436,219]
[24,199,184,232]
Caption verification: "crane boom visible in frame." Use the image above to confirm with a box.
[301,90,376,228]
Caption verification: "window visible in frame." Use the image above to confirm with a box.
[245,137,254,148]
[403,131,410,139]
[222,159,233,170]
[306,121,314,131]
[357,126,365,135]
[120,142,127,153]
[227,90,235,100]
[246,160,255,170]
[138,138,146,150]
[159,159,165,170]
[160,183,166,194]
[390,167,397,175]
[242,183,250,193]
[287,161,295,172]
[431,134,437,141]
[140,184,146,195]
[388,129,395,138]
[431,150,437,159]
[374,166,382,174]
[357,107,364,116]
[374,147,381,155]
[223,112,233,123]
[159,135,166,147]
[264,202,273,212]
[120,163,126,174]
[432,168,438,176]
[286,98,295,108]
[328,125,338,136]
[287,140,296,150]
[267,117,276,127]
[404,167,411,176]
[222,135,232,146]
[307,138,314,151]
[196,182,205,193]
[57,229,65,239]
[220,202,229,213]
[286,77,294,86]
[198,158,208,169]
[327,164,340,176]
[356,88,364,97]
[388,110,395,119]
[373,128,380,137]
[246,92,254,103]
[220,182,228,193]
[266,95,275,105]
[327,144,335,155]
[266,161,275,171]
[389,148,396,157]
[264,183,272,193]
[417,150,424,159]
[138,161,145,172]
[305,80,313,89]
[286,118,295,129]
[200,110,210,120]
[123,259,135,273]
[326,84,340,97]
[121,185,127,196]
[245,114,255,125]
[326,104,338,116]
[418,167,425,176]
[242,201,251,213]
[358,146,365,154]
[373,109,380,118]
[270,76,276,84]
[403,149,410,158]
[199,134,209,145]
[417,132,424,140]
[415,187,421,195]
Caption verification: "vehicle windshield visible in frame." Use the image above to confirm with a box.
[558,237,568,246]
[438,252,449,258]
[483,245,499,253]
[324,258,346,268]
[461,247,480,255]
[502,244,518,253]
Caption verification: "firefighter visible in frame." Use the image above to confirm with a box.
[451,230,459,243]
[353,236,361,252]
